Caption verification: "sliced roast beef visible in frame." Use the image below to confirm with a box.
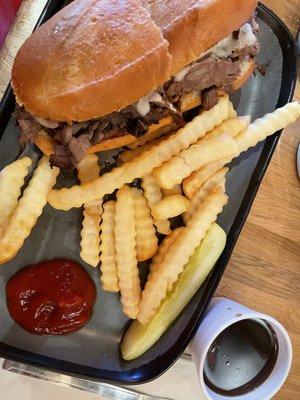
[14,107,41,147]
[165,57,240,102]
[201,87,219,110]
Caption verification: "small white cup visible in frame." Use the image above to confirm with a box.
[190,297,292,400]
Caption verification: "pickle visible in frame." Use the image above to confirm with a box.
[121,223,226,360]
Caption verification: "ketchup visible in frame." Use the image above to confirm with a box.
[6,259,96,335]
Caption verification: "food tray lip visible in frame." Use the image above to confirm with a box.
[0,2,297,385]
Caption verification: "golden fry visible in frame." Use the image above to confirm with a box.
[100,201,119,292]
[183,168,228,224]
[78,154,102,267]
[181,117,249,199]
[132,188,158,262]
[152,195,190,220]
[80,201,102,267]
[183,158,229,199]
[153,133,237,189]
[162,184,182,197]
[150,227,184,274]
[141,174,171,235]
[137,188,228,324]
[235,102,300,153]
[0,156,59,264]
[118,131,175,164]
[205,116,250,140]
[77,154,100,182]
[48,95,233,210]
[115,186,141,318]
[118,142,156,164]
[0,157,32,237]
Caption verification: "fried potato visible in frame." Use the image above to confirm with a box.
[183,168,228,224]
[153,133,237,189]
[78,154,102,267]
[0,157,32,238]
[150,227,184,274]
[183,158,229,199]
[100,201,119,292]
[0,156,59,264]
[137,188,228,324]
[121,223,226,360]
[118,141,156,164]
[132,188,158,261]
[115,186,141,319]
[48,95,233,210]
[77,154,100,183]
[118,131,174,164]
[181,117,249,199]
[127,117,176,149]
[235,102,300,154]
[162,184,182,197]
[141,174,171,235]
[80,201,102,267]
[152,195,190,221]
[205,116,250,140]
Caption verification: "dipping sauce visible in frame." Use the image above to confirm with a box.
[6,259,96,335]
[204,318,278,396]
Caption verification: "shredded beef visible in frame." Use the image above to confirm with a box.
[166,58,240,102]
[202,87,219,110]
[14,107,41,147]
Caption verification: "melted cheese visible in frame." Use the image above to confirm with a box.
[212,23,256,58]
[136,91,164,116]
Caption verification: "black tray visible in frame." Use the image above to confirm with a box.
[0,2,297,385]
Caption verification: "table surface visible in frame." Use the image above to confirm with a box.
[0,1,299,400]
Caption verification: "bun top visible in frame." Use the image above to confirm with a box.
[12,0,171,122]
[12,0,257,122]
[142,0,258,74]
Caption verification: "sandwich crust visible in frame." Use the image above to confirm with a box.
[142,0,257,75]
[12,0,171,122]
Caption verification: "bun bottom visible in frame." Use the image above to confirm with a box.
[34,59,254,156]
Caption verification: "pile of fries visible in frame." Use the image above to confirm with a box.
[0,96,299,325]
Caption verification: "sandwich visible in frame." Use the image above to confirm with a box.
[12,0,259,169]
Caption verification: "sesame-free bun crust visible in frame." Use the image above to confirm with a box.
[142,0,257,75]
[12,0,171,122]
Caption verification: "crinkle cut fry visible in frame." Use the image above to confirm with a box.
[78,154,102,267]
[48,95,233,210]
[100,201,119,292]
[0,157,32,238]
[141,173,171,235]
[115,186,141,319]
[137,188,228,324]
[0,156,59,264]
[132,187,158,261]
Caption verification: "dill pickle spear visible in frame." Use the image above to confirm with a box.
[121,223,226,360]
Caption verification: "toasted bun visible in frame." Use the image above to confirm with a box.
[12,0,171,122]
[142,0,258,75]
[231,59,256,91]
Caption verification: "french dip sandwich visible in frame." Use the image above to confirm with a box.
[12,0,259,168]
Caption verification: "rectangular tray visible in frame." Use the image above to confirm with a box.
[0,2,297,384]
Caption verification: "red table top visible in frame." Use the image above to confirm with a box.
[0,0,22,48]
